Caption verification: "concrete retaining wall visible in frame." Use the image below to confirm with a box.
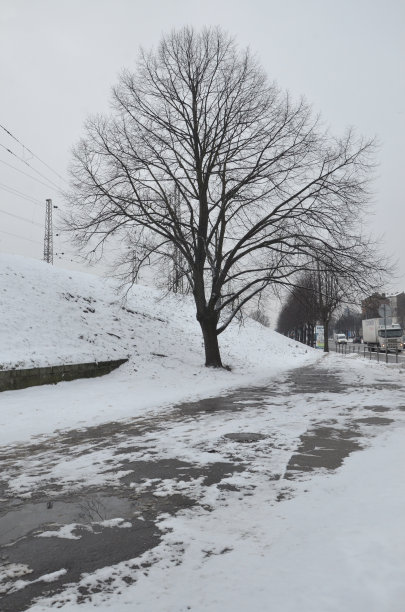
[0,358,128,392]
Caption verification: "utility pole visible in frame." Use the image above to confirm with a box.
[43,198,53,264]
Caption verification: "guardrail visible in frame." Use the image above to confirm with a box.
[335,343,402,364]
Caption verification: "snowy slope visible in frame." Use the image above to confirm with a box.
[0,254,318,443]
[0,253,314,373]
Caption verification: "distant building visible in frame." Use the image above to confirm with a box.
[361,292,389,318]
[362,292,405,329]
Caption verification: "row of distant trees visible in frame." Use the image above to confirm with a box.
[277,281,405,352]
[65,27,389,367]
[276,266,373,352]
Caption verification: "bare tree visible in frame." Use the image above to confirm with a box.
[312,263,343,352]
[335,308,363,337]
[250,308,270,328]
[66,26,381,367]
[278,252,388,352]
[276,273,318,345]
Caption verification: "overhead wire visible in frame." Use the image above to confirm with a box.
[0,142,62,192]
[0,182,44,207]
[0,122,68,184]
[0,158,62,191]
[0,228,41,244]
[0,208,43,228]
[0,123,72,258]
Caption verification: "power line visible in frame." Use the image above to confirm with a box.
[0,142,62,192]
[0,228,40,244]
[0,122,68,184]
[0,158,62,191]
[0,182,44,207]
[0,141,62,191]
[0,208,43,228]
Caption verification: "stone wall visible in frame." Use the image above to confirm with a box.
[0,359,128,392]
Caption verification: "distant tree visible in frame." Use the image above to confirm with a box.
[335,308,363,337]
[278,256,386,352]
[312,264,344,352]
[250,308,270,328]
[248,293,271,327]
[66,26,384,367]
[276,273,317,345]
[361,292,389,319]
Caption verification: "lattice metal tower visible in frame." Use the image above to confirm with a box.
[43,198,53,264]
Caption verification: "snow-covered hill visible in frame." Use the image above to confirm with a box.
[0,254,318,442]
[0,253,313,374]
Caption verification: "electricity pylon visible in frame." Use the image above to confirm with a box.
[43,198,53,264]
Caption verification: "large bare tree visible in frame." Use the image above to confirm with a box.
[66,26,379,367]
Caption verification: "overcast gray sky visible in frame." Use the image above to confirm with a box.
[0,0,404,291]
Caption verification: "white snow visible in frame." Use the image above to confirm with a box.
[0,253,315,445]
[10,569,67,594]
[37,518,131,540]
[0,564,33,596]
[97,518,132,529]
[1,254,405,612]
[24,421,405,612]
[36,524,84,540]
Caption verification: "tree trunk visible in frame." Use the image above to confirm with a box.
[323,319,329,352]
[198,315,223,368]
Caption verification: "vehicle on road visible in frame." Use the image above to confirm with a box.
[334,333,347,344]
[362,318,403,352]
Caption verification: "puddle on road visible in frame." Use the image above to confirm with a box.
[1,510,160,612]
[0,457,246,611]
[0,494,134,547]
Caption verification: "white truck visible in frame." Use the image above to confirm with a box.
[334,333,347,344]
[361,318,404,352]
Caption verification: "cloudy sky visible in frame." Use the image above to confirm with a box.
[0,0,404,291]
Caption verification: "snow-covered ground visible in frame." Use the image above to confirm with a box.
[27,423,405,612]
[1,254,405,612]
[0,253,314,444]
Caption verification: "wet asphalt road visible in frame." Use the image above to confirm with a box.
[0,361,403,610]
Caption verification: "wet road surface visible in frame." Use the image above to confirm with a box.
[1,361,404,610]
